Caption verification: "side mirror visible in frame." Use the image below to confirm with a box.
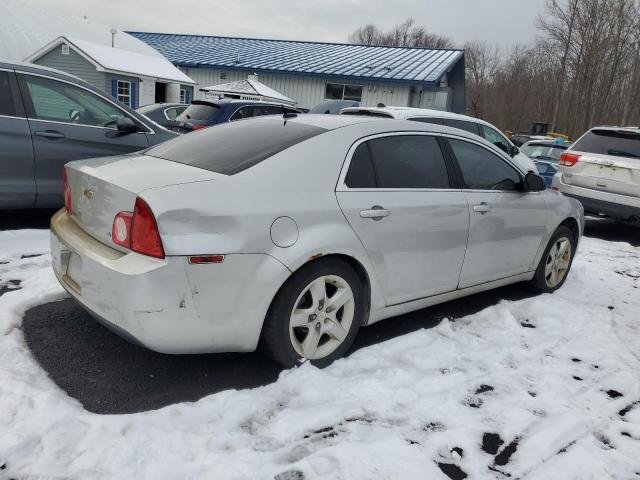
[523,171,545,192]
[510,145,520,157]
[117,116,139,134]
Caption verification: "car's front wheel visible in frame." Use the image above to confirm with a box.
[261,259,365,368]
[530,225,577,293]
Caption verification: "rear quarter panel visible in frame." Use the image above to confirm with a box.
[140,125,389,311]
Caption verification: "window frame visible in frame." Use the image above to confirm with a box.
[15,71,152,133]
[116,80,131,107]
[442,134,526,193]
[324,82,363,102]
[337,132,460,192]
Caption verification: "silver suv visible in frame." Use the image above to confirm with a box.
[553,126,640,224]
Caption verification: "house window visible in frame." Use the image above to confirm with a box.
[180,89,186,103]
[325,82,363,102]
[61,44,70,55]
[117,80,131,106]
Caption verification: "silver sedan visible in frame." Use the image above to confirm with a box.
[50,114,584,367]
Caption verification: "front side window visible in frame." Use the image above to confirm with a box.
[24,75,124,128]
[448,138,521,191]
[480,124,511,154]
[117,80,131,107]
[325,83,363,102]
[345,135,450,189]
[0,71,15,116]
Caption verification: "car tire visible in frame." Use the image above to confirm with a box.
[261,258,365,368]
[530,225,577,293]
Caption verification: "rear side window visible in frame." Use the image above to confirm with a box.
[345,135,450,189]
[177,103,219,122]
[572,129,640,158]
[0,71,15,116]
[146,119,327,175]
[443,119,480,135]
[408,117,443,125]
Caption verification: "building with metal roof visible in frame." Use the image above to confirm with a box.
[129,32,465,112]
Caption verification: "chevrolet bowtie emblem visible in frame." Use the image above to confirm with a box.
[83,188,94,199]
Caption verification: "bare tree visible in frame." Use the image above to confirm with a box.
[349,18,453,49]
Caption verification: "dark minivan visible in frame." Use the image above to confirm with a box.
[0,61,177,209]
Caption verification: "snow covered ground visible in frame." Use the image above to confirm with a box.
[0,229,639,479]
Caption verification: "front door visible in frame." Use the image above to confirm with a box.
[18,74,149,207]
[0,70,35,208]
[445,137,547,288]
[337,134,469,306]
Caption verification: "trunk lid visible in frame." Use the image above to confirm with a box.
[66,154,221,249]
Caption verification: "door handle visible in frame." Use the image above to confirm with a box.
[360,206,390,220]
[473,202,492,214]
[34,130,66,139]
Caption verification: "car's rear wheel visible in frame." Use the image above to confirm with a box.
[530,225,576,293]
[261,259,365,368]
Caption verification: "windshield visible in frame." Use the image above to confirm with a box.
[572,129,640,159]
[146,118,327,175]
[521,143,567,161]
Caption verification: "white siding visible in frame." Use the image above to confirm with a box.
[184,68,412,109]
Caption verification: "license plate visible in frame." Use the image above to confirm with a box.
[52,233,82,294]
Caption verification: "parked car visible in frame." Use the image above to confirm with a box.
[309,99,360,114]
[51,115,583,368]
[553,126,640,224]
[511,134,555,147]
[521,140,571,187]
[170,99,302,133]
[340,106,537,173]
[137,103,188,129]
[0,61,177,209]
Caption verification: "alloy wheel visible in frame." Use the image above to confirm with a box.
[288,275,355,360]
[545,236,572,288]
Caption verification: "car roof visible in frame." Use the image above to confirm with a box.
[192,99,298,107]
[522,140,569,147]
[589,125,640,133]
[137,103,187,112]
[340,106,495,126]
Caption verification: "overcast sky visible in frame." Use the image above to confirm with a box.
[28,0,548,47]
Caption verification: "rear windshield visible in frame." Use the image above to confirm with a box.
[573,129,640,159]
[176,102,220,122]
[146,119,327,175]
[521,143,567,161]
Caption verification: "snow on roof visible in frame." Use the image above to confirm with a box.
[27,37,195,85]
[130,32,465,85]
[0,0,162,62]
[201,77,295,104]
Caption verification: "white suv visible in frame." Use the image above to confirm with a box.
[340,106,537,173]
[553,126,640,224]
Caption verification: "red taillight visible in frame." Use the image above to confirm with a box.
[559,152,581,166]
[191,124,207,131]
[63,167,71,214]
[112,197,164,258]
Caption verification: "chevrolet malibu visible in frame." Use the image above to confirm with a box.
[51,115,584,367]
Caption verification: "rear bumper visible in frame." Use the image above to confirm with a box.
[553,174,640,219]
[50,209,291,354]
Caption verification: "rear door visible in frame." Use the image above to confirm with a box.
[0,69,35,208]
[445,137,547,288]
[18,73,150,207]
[336,133,469,306]
[561,129,640,198]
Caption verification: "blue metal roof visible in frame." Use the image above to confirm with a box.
[128,32,464,86]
